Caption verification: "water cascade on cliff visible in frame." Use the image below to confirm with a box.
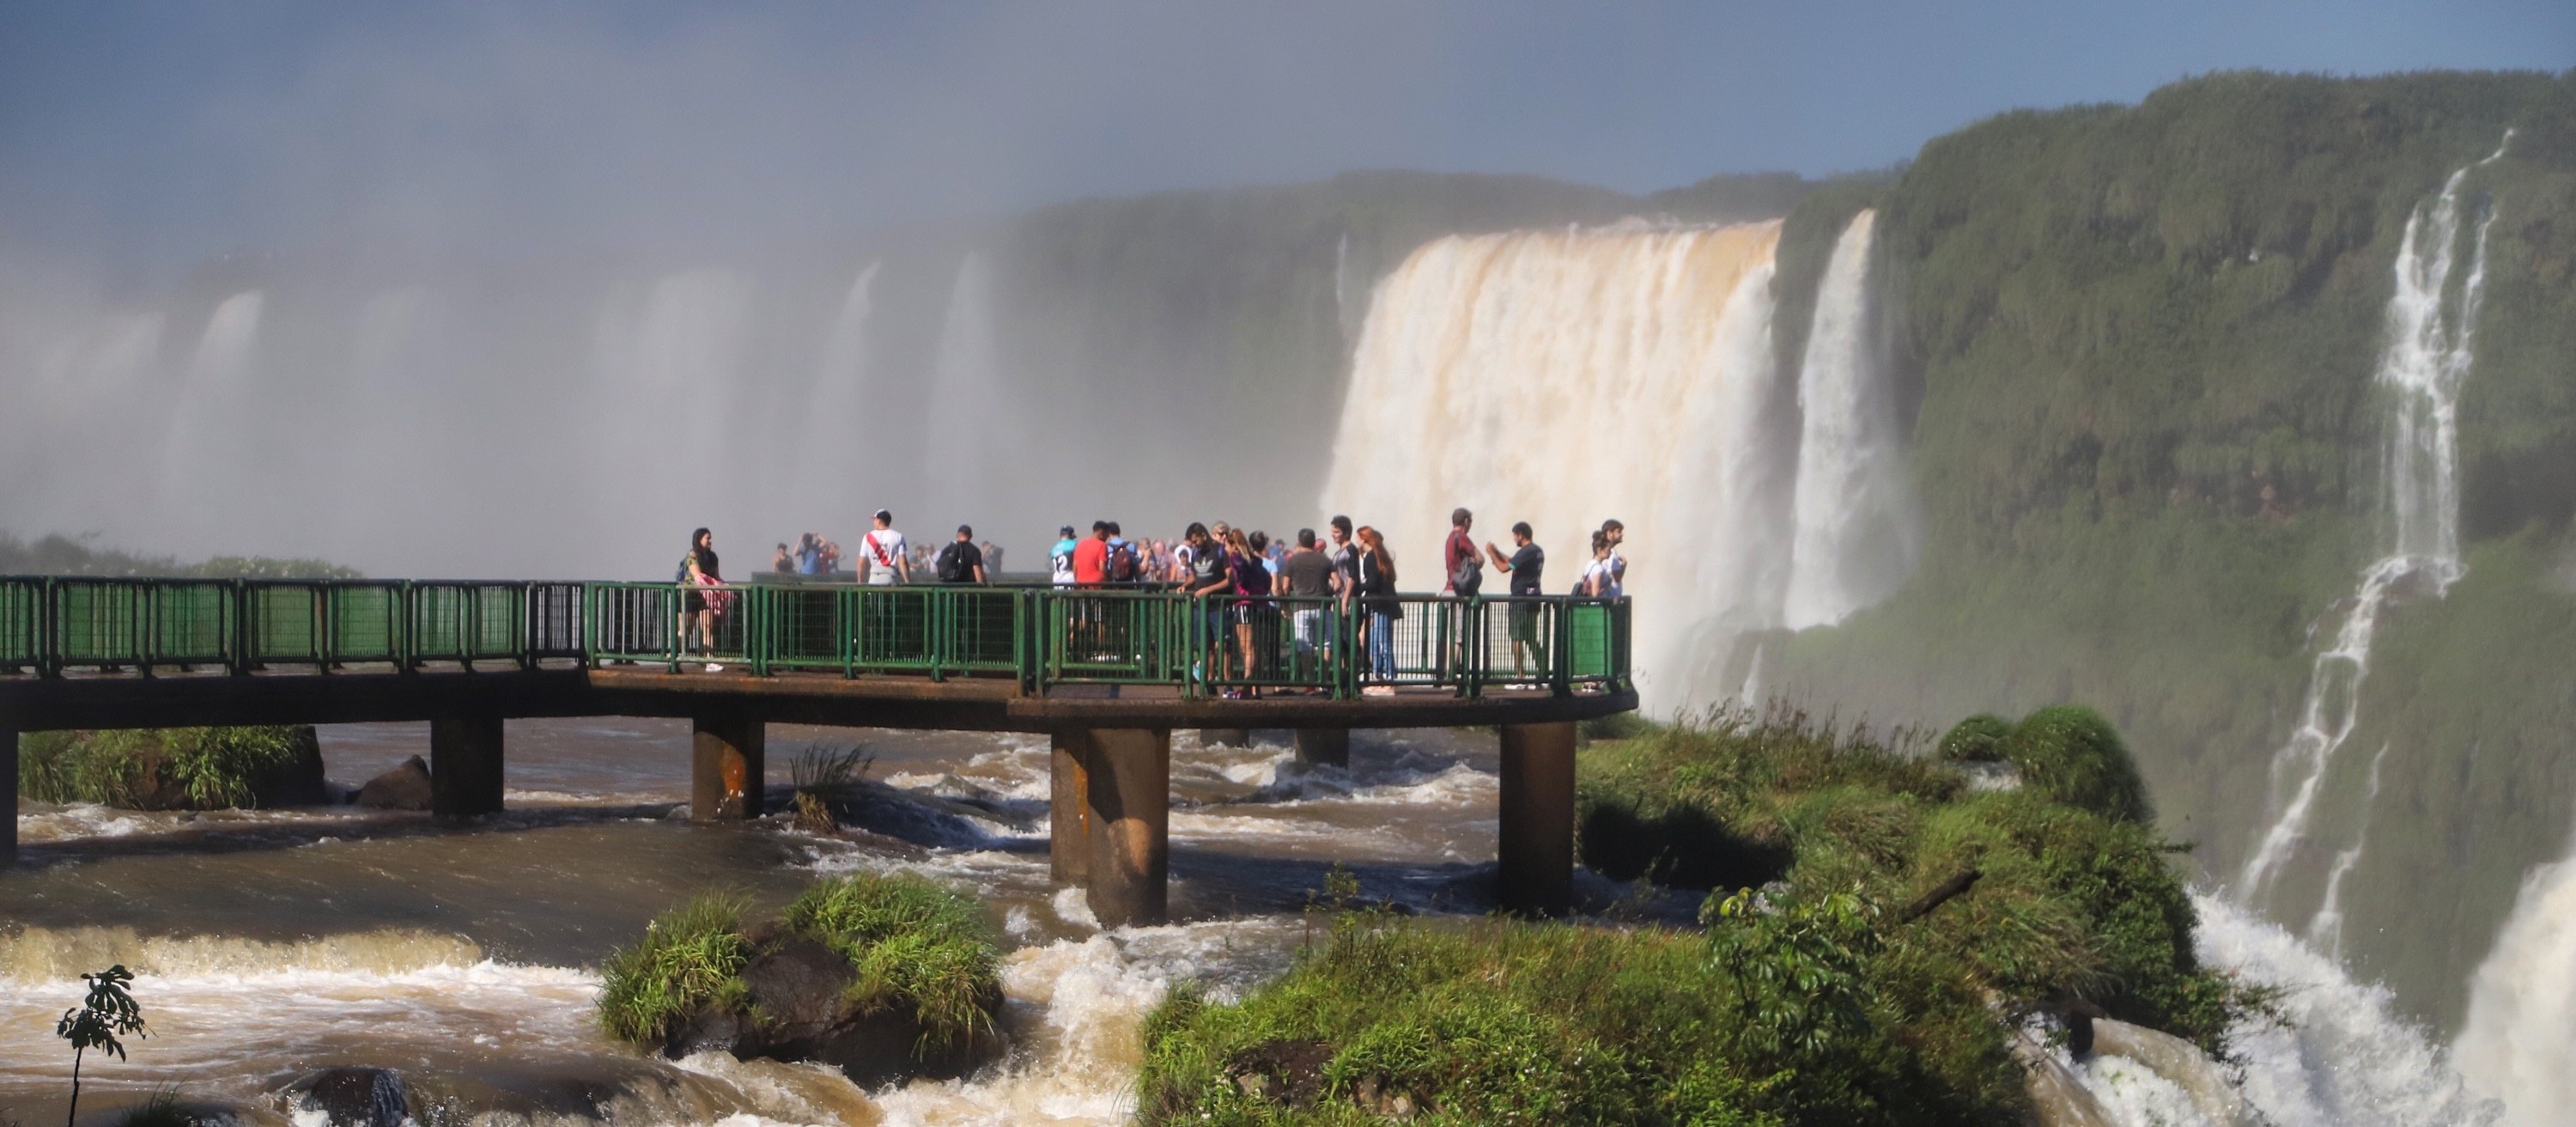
[1319,221,1795,715]
[2234,142,2503,916]
[923,253,1005,523]
[156,290,264,546]
[1783,210,1918,629]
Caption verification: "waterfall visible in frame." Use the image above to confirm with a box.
[922,253,1005,521]
[804,262,880,472]
[1783,210,1919,629]
[2306,740,2391,957]
[157,290,265,543]
[1318,221,1794,716]
[586,270,756,567]
[2235,141,2503,911]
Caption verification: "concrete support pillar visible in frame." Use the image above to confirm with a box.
[692,712,767,821]
[1050,730,1092,886]
[1498,721,1577,916]
[430,715,505,819]
[1084,728,1170,928]
[2,725,18,868]
[1199,728,1252,749]
[1293,728,1350,770]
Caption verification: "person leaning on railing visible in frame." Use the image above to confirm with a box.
[1178,523,1232,690]
[1355,525,1400,693]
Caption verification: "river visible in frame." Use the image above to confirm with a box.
[2,721,1523,1126]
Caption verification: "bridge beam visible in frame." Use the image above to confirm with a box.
[430,715,506,819]
[2,723,17,867]
[692,712,766,821]
[1050,730,1092,886]
[1498,721,1577,916]
[1084,727,1170,927]
[1293,728,1350,770]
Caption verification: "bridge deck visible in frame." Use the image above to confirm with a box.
[0,663,1633,731]
[0,576,1635,922]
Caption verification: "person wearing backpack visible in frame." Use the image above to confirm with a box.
[1443,508,1483,597]
[935,525,987,584]
[1104,521,1141,585]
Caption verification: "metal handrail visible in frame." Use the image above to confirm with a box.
[0,575,1630,698]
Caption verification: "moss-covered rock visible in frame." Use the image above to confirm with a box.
[17,726,326,809]
[598,874,1003,1086]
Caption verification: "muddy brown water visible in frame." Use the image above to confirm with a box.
[2,719,1569,1126]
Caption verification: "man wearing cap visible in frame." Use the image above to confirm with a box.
[860,509,909,586]
[1050,526,1079,588]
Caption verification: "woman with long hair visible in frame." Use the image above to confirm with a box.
[680,527,726,672]
[1224,527,1273,697]
[1356,526,1400,686]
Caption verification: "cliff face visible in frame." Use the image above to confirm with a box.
[1766,70,2576,1028]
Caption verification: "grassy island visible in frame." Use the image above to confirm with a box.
[598,873,1003,1080]
[1137,707,2254,1125]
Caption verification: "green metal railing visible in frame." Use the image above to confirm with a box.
[0,576,1630,698]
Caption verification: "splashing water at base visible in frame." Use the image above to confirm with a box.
[2069,894,2499,1127]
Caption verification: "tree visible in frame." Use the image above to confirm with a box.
[54,966,148,1127]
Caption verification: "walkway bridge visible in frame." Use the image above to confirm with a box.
[0,576,1635,923]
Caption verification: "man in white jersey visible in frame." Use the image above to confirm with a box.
[860,509,911,586]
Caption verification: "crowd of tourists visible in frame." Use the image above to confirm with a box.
[675,509,1627,687]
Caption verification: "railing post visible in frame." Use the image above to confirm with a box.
[1550,598,1573,697]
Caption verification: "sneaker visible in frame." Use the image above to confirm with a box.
[704,662,726,673]
[1363,685,1394,698]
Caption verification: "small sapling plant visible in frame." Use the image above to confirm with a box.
[54,965,149,1127]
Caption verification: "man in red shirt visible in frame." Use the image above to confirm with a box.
[1443,508,1480,596]
[1068,521,1114,658]
[1072,521,1110,585]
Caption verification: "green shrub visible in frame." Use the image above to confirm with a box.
[597,894,753,1044]
[2003,706,2154,824]
[1138,908,2013,1126]
[16,727,313,809]
[785,873,999,1051]
[1934,715,2012,763]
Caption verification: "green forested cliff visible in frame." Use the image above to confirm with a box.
[1767,70,2576,1028]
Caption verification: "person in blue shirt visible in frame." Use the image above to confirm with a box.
[794,533,823,576]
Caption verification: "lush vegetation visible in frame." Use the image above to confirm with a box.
[1139,709,2253,1124]
[598,874,999,1055]
[16,726,319,809]
[598,894,756,1045]
[781,873,1000,1051]
[0,533,358,579]
[1764,70,2576,1027]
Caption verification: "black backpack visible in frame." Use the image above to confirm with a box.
[1105,541,1140,584]
[935,542,973,582]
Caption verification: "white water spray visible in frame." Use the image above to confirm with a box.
[1783,210,1918,628]
[2458,833,2576,1125]
[2235,141,2503,910]
[2064,894,2499,1127]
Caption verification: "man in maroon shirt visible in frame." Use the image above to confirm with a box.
[1443,508,1481,596]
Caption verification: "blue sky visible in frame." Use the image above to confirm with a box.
[2,1,2568,271]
